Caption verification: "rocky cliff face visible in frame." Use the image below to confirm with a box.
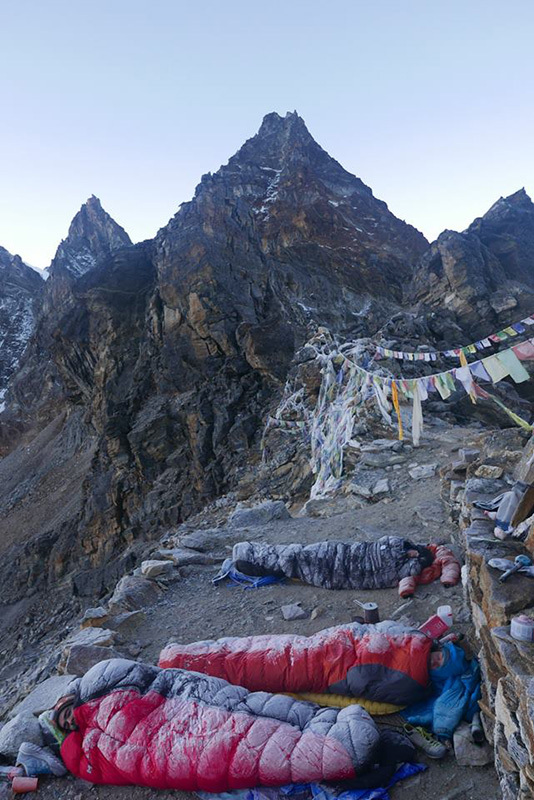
[0,112,430,601]
[2,112,533,608]
[468,188,534,286]
[1,197,133,446]
[0,247,43,409]
[43,194,132,314]
[412,190,534,338]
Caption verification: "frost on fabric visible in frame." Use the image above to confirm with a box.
[364,633,392,655]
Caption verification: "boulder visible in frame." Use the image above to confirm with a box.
[0,712,43,758]
[66,645,123,676]
[475,465,504,479]
[281,603,307,621]
[108,575,162,614]
[300,495,363,518]
[80,606,109,628]
[66,627,116,648]
[104,610,146,633]
[152,548,220,567]
[373,478,391,496]
[459,448,480,464]
[450,480,465,502]
[178,528,234,552]
[409,464,438,480]
[9,675,77,719]
[361,452,406,468]
[140,559,175,578]
[228,500,290,528]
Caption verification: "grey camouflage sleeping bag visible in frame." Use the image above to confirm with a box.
[232,536,430,590]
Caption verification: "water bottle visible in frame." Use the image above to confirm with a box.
[419,605,453,638]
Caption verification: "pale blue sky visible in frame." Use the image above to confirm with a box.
[1,0,533,267]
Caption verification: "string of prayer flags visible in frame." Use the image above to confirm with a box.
[343,337,534,445]
[375,313,534,361]
[305,330,534,499]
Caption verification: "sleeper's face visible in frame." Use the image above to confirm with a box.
[429,650,445,670]
[406,549,420,559]
[56,698,77,731]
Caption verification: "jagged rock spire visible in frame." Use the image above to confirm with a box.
[49,196,132,280]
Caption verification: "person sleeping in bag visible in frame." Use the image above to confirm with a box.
[43,658,411,792]
[217,536,460,595]
[160,621,434,708]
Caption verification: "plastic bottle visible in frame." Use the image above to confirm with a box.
[419,605,453,638]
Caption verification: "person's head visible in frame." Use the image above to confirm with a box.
[429,645,451,671]
[404,542,434,569]
[52,694,78,732]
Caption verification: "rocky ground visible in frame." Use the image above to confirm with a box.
[0,416,504,799]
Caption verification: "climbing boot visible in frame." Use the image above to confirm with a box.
[402,723,448,758]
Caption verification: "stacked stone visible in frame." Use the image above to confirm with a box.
[444,431,534,799]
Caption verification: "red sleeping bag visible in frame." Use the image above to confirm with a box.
[159,622,433,706]
[61,659,381,790]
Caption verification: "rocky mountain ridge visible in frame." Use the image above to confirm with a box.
[1,111,534,609]
[412,188,534,339]
[0,247,44,409]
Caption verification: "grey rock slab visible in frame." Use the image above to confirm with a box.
[453,721,493,766]
[349,470,384,499]
[108,575,162,614]
[281,603,307,620]
[360,439,398,452]
[153,547,220,566]
[0,712,43,757]
[228,500,291,528]
[300,495,364,518]
[104,610,146,633]
[66,645,123,676]
[475,464,504,479]
[178,528,234,552]
[140,559,175,578]
[459,448,480,463]
[80,606,108,628]
[361,452,407,468]
[408,463,438,480]
[66,627,116,648]
[373,478,391,496]
[9,675,77,719]
[450,480,465,502]
[464,477,507,496]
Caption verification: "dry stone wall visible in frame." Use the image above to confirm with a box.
[443,429,534,799]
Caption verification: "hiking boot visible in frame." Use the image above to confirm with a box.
[402,724,448,758]
[16,742,67,777]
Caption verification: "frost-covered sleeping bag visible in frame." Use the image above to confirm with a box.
[60,659,381,791]
[230,537,432,591]
[159,622,433,707]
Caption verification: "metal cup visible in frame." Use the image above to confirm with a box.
[362,602,379,624]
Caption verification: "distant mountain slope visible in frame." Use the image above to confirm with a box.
[412,189,534,337]
[0,247,43,408]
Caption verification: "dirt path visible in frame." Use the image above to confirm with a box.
[32,417,501,800]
